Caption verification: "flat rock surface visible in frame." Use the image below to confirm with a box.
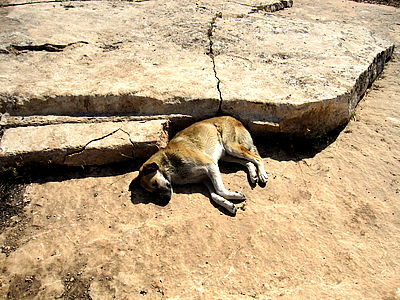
[1,39,399,298]
[0,0,394,136]
[0,0,219,117]
[214,16,392,132]
[0,120,168,167]
[0,1,399,299]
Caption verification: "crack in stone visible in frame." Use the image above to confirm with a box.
[207,12,223,115]
[118,128,136,147]
[63,127,123,163]
[119,128,138,159]
[63,126,144,163]
[3,41,88,54]
[0,0,79,7]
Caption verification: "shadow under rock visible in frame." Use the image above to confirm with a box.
[3,159,144,185]
[0,122,343,221]
[4,119,344,184]
[255,124,344,162]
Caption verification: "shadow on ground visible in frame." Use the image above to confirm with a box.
[256,124,344,162]
[0,123,344,220]
[129,172,247,217]
[0,174,25,233]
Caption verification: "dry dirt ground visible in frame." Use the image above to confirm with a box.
[1,0,400,299]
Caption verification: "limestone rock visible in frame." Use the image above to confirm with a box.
[0,120,168,168]
[212,15,394,136]
[0,0,219,117]
[0,0,395,138]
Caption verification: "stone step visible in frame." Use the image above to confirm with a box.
[0,113,191,128]
[0,120,168,169]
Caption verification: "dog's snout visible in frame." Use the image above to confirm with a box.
[160,193,170,201]
[157,188,172,206]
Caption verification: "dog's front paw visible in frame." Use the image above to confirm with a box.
[230,204,237,215]
[238,192,246,200]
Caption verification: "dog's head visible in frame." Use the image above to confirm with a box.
[130,161,173,203]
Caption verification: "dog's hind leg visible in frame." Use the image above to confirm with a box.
[204,181,237,215]
[221,156,258,184]
[224,143,268,184]
[206,163,246,200]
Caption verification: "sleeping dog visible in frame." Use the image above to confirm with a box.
[130,116,268,214]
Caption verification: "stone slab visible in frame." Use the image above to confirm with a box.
[0,0,395,137]
[212,15,394,136]
[0,113,191,129]
[0,120,168,168]
[0,0,219,117]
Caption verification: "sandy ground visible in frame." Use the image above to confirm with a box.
[1,0,400,299]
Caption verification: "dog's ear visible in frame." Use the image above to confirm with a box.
[129,174,140,191]
[142,162,159,175]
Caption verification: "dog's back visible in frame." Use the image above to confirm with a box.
[167,116,252,161]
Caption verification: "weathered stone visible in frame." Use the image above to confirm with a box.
[0,0,219,117]
[212,16,394,136]
[0,0,395,138]
[0,113,191,129]
[0,120,168,168]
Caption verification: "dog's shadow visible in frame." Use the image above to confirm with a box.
[129,182,241,217]
[128,176,170,207]
[128,163,261,217]
[219,161,266,189]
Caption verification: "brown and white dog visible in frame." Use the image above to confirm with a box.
[130,116,268,214]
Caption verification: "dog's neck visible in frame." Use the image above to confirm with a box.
[154,151,173,182]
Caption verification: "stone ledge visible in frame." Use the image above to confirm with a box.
[213,15,394,136]
[0,0,395,138]
[0,113,192,128]
[0,120,168,169]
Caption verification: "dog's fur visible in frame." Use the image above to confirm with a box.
[130,116,268,214]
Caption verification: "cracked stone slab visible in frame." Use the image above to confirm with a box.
[212,15,394,136]
[0,0,219,117]
[0,120,168,169]
[0,0,396,137]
